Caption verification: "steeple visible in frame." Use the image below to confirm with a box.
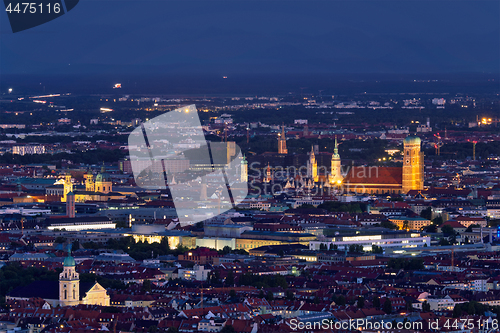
[329,136,343,186]
[278,123,288,155]
[333,136,339,158]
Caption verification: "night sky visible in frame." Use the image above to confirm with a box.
[1,0,499,76]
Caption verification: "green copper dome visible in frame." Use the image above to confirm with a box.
[96,165,111,182]
[404,135,421,145]
[63,255,76,267]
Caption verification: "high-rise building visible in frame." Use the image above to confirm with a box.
[278,124,287,155]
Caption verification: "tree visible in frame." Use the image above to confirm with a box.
[229,289,236,298]
[336,295,346,306]
[220,325,235,333]
[433,215,444,226]
[373,296,380,309]
[379,220,397,230]
[266,291,274,301]
[142,279,152,293]
[54,236,66,244]
[226,270,234,286]
[286,290,294,300]
[420,207,432,220]
[357,296,365,309]
[383,298,392,314]
[259,290,265,299]
[422,301,431,312]
[329,243,334,250]
[167,327,179,333]
[148,326,158,333]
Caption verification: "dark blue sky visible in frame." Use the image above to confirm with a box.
[1,0,499,76]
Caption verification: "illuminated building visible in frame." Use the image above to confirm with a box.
[307,146,318,182]
[328,137,342,186]
[389,216,432,230]
[310,232,429,252]
[61,167,123,202]
[402,135,424,193]
[62,173,73,202]
[7,251,110,307]
[278,124,287,154]
[328,135,424,195]
[241,155,248,182]
[263,163,272,183]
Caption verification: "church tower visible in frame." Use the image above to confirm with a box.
[329,137,343,185]
[307,146,318,183]
[402,135,424,193]
[263,163,271,183]
[84,170,95,192]
[59,248,80,307]
[278,124,288,155]
[62,173,73,202]
[240,155,248,183]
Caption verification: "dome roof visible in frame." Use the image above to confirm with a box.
[95,172,111,182]
[404,135,421,145]
[63,255,76,267]
[96,165,111,182]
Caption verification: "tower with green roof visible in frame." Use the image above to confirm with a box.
[59,246,80,306]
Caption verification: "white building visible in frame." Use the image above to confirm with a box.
[178,265,211,281]
[12,145,45,155]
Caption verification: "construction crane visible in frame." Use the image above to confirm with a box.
[467,139,478,160]
[434,133,444,156]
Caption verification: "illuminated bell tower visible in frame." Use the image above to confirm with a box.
[278,124,288,155]
[62,173,73,202]
[84,170,94,192]
[307,146,318,183]
[329,137,343,185]
[59,248,80,307]
[402,135,424,194]
[240,155,248,183]
[263,163,271,183]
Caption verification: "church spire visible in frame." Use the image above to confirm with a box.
[333,136,339,158]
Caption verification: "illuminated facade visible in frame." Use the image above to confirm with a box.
[402,135,424,193]
[59,251,110,307]
[59,253,80,307]
[307,146,319,182]
[278,124,287,154]
[389,216,432,231]
[328,137,343,186]
[310,232,430,252]
[240,155,248,183]
[326,135,424,195]
[62,173,73,202]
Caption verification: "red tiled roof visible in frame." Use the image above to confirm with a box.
[344,167,402,185]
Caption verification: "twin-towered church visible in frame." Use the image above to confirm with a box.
[302,135,424,194]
